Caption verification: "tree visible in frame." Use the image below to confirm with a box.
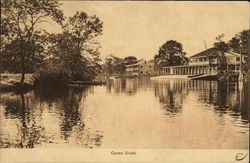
[104,55,126,75]
[154,40,187,69]
[44,11,103,81]
[213,34,229,70]
[124,56,137,65]
[228,29,249,56]
[1,0,64,83]
[1,38,44,73]
[228,30,249,73]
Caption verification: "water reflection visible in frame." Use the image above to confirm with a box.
[0,86,103,148]
[154,80,185,115]
[0,78,249,148]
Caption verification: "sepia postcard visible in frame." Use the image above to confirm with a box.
[0,0,249,162]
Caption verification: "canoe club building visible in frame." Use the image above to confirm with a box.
[125,48,246,77]
[161,48,246,76]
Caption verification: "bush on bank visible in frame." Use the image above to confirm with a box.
[33,59,70,87]
[217,70,244,82]
[33,58,98,87]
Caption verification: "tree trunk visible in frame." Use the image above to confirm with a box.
[20,60,25,83]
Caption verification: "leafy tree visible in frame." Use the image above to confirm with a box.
[1,38,44,73]
[228,29,249,56]
[104,55,126,75]
[228,30,249,73]
[1,0,64,83]
[104,55,115,75]
[214,34,230,53]
[154,40,187,69]
[43,11,103,81]
[113,58,126,75]
[124,56,137,65]
[213,34,229,70]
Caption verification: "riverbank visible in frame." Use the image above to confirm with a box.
[0,73,34,92]
[69,80,106,86]
[0,73,107,92]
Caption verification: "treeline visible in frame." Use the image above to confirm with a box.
[1,0,103,86]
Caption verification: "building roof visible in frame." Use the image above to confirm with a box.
[125,59,154,67]
[125,60,142,67]
[189,48,241,59]
[189,48,218,58]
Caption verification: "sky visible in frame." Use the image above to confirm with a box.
[46,1,249,60]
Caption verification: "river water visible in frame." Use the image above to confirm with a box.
[0,79,249,149]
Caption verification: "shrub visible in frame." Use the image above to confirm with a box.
[34,59,70,87]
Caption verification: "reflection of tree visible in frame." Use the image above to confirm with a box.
[125,79,137,95]
[216,81,228,111]
[120,79,126,92]
[35,86,87,141]
[34,87,70,103]
[193,80,248,123]
[105,78,154,96]
[165,90,182,113]
[106,80,112,93]
[1,86,104,148]
[239,81,249,121]
[154,80,185,114]
[1,92,47,148]
[153,79,248,122]
[114,79,122,94]
[59,88,83,140]
[106,78,137,95]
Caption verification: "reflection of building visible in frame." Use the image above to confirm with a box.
[162,48,247,75]
[125,60,155,77]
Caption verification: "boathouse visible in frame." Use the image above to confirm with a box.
[162,48,247,76]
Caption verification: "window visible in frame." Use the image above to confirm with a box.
[141,71,143,73]
[236,57,240,61]
[141,66,143,68]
